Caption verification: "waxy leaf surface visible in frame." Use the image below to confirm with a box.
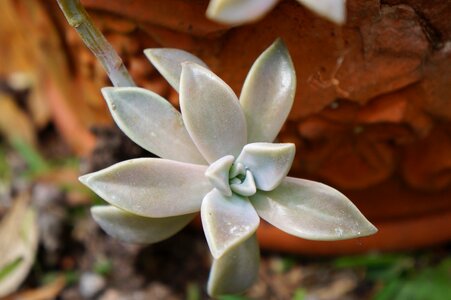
[91,205,195,244]
[144,48,207,92]
[207,234,260,296]
[206,0,278,25]
[102,87,205,164]
[201,189,259,258]
[230,170,257,196]
[236,143,295,191]
[180,63,247,163]
[240,39,296,143]
[80,158,211,218]
[205,155,235,197]
[298,0,346,24]
[251,177,378,240]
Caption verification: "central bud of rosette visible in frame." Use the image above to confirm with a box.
[207,157,257,197]
[204,143,296,198]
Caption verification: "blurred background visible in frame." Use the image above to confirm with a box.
[0,0,450,299]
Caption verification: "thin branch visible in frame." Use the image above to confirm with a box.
[56,0,135,87]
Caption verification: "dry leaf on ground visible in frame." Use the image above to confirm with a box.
[0,193,39,297]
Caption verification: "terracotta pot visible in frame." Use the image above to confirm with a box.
[25,0,451,254]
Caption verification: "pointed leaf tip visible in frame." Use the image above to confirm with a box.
[79,158,211,218]
[180,62,247,163]
[230,170,257,196]
[100,86,205,164]
[144,48,207,92]
[240,38,296,143]
[297,0,346,24]
[201,189,259,258]
[205,155,235,197]
[251,177,377,240]
[236,143,295,191]
[206,0,279,25]
[78,174,89,186]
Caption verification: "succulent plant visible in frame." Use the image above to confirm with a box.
[206,0,346,26]
[79,39,377,296]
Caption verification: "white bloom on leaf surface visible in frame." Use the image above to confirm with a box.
[79,39,377,297]
[206,0,346,26]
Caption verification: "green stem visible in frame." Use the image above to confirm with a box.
[56,0,135,87]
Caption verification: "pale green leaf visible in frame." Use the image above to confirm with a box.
[91,205,194,244]
[180,63,247,163]
[230,170,256,196]
[80,158,211,218]
[229,162,245,179]
[251,177,377,240]
[207,234,260,296]
[144,48,207,92]
[205,155,235,197]
[297,0,346,24]
[201,189,259,258]
[206,0,278,25]
[102,87,205,164]
[240,39,296,143]
[235,143,295,191]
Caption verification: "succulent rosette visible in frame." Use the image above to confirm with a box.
[206,0,346,25]
[79,39,376,296]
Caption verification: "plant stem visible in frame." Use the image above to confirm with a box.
[56,0,135,87]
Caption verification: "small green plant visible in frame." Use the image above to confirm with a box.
[335,253,451,300]
[79,39,377,296]
[55,0,376,296]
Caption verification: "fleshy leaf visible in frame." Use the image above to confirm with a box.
[251,177,378,240]
[91,205,195,244]
[79,158,211,218]
[180,62,247,163]
[230,170,257,196]
[229,178,240,184]
[229,162,245,179]
[240,39,296,143]
[201,189,259,258]
[207,234,260,296]
[144,48,207,92]
[206,0,278,25]
[101,87,205,164]
[205,155,235,197]
[236,143,295,191]
[297,0,346,24]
